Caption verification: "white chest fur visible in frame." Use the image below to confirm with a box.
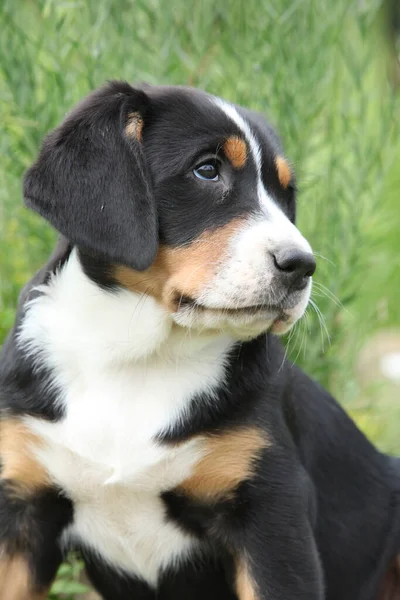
[19,251,233,584]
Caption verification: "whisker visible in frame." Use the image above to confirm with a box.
[313,251,336,267]
[279,327,293,372]
[303,308,311,335]
[309,297,331,351]
[312,280,345,310]
[292,318,307,366]
[289,317,305,367]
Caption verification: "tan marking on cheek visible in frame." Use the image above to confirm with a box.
[178,427,268,501]
[275,156,291,189]
[236,560,258,600]
[114,218,245,311]
[0,554,48,600]
[163,218,245,309]
[0,421,50,496]
[224,136,247,169]
[125,111,144,141]
[114,260,167,302]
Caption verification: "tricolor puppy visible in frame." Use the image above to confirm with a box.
[0,81,399,600]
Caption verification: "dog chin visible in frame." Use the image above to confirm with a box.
[269,302,310,336]
[171,298,309,340]
[171,307,301,341]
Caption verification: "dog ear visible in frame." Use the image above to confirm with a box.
[23,81,157,271]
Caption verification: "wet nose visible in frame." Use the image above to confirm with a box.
[273,248,316,291]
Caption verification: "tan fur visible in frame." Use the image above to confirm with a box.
[235,559,258,600]
[115,218,244,310]
[275,156,291,189]
[178,427,267,501]
[379,554,400,600]
[0,554,48,600]
[125,111,144,141]
[0,420,49,495]
[224,136,247,169]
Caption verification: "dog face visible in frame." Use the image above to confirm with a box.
[24,81,315,339]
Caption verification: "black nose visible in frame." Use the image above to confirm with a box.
[273,248,316,291]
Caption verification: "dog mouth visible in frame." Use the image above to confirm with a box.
[175,295,288,320]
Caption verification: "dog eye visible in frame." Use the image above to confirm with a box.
[193,162,219,181]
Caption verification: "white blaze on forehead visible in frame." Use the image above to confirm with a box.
[212,96,312,254]
[213,97,278,215]
[213,97,263,175]
[256,182,312,252]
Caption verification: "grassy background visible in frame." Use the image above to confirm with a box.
[0,0,399,597]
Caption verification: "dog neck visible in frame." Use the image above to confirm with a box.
[20,248,235,370]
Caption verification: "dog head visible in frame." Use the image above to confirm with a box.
[24,81,315,340]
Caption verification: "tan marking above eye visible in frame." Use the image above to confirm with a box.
[235,559,259,600]
[114,218,245,311]
[224,136,248,169]
[0,420,50,496]
[177,426,268,502]
[125,111,144,141]
[275,156,292,189]
[0,554,48,600]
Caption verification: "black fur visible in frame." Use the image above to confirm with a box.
[0,484,73,590]
[0,81,399,600]
[0,237,71,420]
[23,82,158,271]
[83,546,237,600]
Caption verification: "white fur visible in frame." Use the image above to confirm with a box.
[174,98,314,335]
[213,98,263,176]
[19,250,233,585]
[212,98,312,254]
[16,101,314,584]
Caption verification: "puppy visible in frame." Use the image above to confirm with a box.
[0,81,399,600]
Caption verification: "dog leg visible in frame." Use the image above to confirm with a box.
[0,420,73,600]
[0,481,73,600]
[0,554,49,600]
[228,463,324,600]
[232,517,323,600]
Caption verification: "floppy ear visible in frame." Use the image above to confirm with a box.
[23,81,157,271]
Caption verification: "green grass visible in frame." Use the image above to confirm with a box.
[1,0,399,596]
